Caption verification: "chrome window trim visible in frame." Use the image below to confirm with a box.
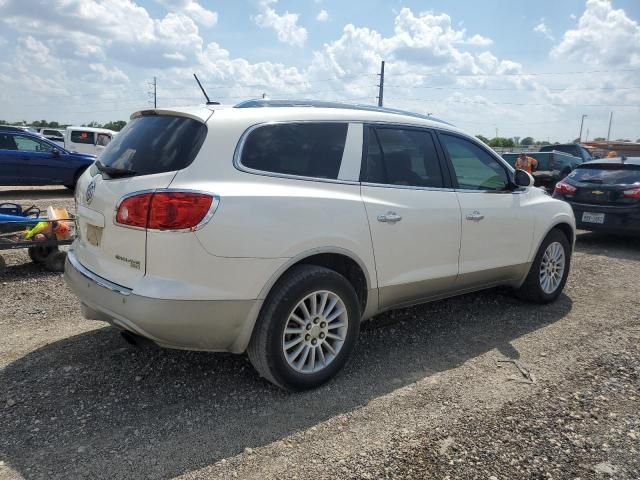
[67,250,132,296]
[112,188,220,233]
[361,182,455,193]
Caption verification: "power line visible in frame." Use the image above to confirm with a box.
[409,68,640,77]
[384,84,640,92]
[384,97,640,108]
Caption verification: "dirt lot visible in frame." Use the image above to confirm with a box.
[0,187,639,480]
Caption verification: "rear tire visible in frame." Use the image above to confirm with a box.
[28,246,57,264]
[248,265,361,391]
[0,255,6,275]
[515,229,571,304]
[44,251,67,273]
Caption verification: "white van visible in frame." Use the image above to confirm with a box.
[64,126,116,155]
[37,128,65,146]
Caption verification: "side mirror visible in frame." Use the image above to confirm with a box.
[52,148,60,157]
[514,169,534,187]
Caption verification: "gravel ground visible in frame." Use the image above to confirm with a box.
[0,186,639,480]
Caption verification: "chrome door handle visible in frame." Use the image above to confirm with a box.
[465,210,484,221]
[377,211,402,223]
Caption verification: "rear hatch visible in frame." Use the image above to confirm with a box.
[568,163,640,206]
[74,110,210,288]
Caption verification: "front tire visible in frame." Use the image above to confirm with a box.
[248,265,361,391]
[515,229,571,304]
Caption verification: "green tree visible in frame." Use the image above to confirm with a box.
[476,134,490,144]
[489,137,514,147]
[593,137,606,141]
[520,137,534,146]
[102,120,127,131]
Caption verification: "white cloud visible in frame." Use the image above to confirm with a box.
[569,13,577,20]
[551,0,640,66]
[533,19,554,41]
[0,0,204,68]
[155,0,218,27]
[89,63,130,82]
[316,9,329,22]
[465,34,493,46]
[253,0,307,47]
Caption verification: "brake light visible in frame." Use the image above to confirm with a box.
[623,187,640,199]
[115,193,153,228]
[115,191,215,230]
[554,181,577,194]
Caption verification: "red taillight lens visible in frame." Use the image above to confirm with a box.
[115,191,214,230]
[623,187,640,199]
[115,193,153,228]
[148,192,213,229]
[554,181,577,194]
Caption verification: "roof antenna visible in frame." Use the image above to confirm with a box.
[193,73,220,105]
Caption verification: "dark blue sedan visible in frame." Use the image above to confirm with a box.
[0,126,96,189]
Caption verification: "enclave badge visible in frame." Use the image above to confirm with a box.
[86,179,96,205]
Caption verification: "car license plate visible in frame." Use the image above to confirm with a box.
[85,224,103,247]
[582,212,605,224]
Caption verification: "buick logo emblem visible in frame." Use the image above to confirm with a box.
[86,179,96,205]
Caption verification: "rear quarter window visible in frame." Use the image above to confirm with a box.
[98,115,207,176]
[240,123,348,179]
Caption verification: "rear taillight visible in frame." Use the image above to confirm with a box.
[115,191,215,230]
[115,193,153,228]
[554,181,577,195]
[623,187,640,199]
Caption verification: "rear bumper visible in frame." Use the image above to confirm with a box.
[568,203,640,234]
[64,250,261,353]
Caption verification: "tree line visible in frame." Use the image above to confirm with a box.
[476,135,639,147]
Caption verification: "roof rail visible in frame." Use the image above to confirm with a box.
[233,99,453,126]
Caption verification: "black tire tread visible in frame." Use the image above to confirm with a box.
[247,264,359,390]
[515,228,571,304]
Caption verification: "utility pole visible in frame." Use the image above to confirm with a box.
[153,76,157,109]
[586,128,589,142]
[578,114,587,142]
[376,60,385,107]
[607,111,614,141]
[495,127,499,138]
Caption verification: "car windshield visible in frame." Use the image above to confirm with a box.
[98,115,207,176]
[569,165,640,185]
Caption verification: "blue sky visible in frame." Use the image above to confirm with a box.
[0,0,638,141]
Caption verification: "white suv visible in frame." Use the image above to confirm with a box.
[65,100,575,390]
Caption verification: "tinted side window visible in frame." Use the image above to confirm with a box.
[0,134,18,150]
[241,123,347,179]
[363,127,443,188]
[70,131,95,145]
[440,134,509,191]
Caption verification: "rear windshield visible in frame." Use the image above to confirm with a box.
[99,115,207,176]
[541,145,575,155]
[569,165,640,185]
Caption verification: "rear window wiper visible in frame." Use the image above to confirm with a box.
[95,160,137,178]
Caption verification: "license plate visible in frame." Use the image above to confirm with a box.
[582,212,605,224]
[85,224,103,247]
